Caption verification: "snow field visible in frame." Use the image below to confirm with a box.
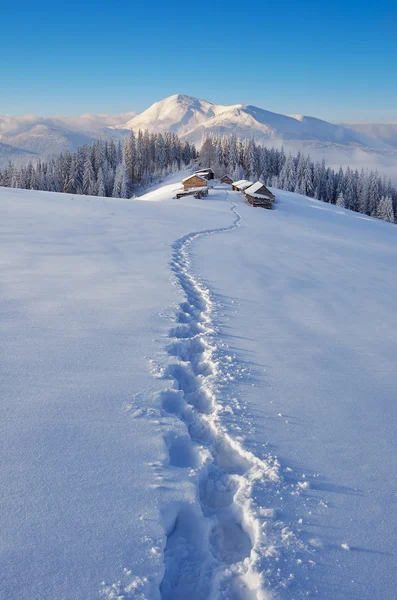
[192,186,397,599]
[2,177,397,600]
[0,182,240,600]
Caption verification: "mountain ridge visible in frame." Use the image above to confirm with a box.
[118,94,390,151]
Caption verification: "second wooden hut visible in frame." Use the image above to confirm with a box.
[244,181,275,209]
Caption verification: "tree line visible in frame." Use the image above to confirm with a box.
[0,129,395,224]
[199,134,396,223]
[0,130,197,198]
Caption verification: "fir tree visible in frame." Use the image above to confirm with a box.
[377,195,394,222]
[336,191,346,208]
[97,167,106,197]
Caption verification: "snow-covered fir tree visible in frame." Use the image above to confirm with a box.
[336,191,346,208]
[0,130,196,199]
[377,195,394,222]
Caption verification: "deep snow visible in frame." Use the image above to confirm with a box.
[192,187,397,599]
[0,177,396,600]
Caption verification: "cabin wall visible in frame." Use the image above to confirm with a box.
[245,194,273,209]
[184,176,207,190]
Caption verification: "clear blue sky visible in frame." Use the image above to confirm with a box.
[1,0,396,122]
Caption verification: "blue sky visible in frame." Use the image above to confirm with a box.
[1,0,396,122]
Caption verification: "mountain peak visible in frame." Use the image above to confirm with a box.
[120,94,217,135]
[166,93,210,105]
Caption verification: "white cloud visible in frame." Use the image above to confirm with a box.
[0,112,137,135]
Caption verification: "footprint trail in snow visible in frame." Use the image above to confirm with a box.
[160,197,279,600]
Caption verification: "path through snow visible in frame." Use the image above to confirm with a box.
[159,193,279,600]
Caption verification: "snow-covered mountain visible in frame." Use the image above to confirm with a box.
[120,94,239,137]
[119,94,390,150]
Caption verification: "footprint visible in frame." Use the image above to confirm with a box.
[161,389,185,416]
[210,516,252,565]
[164,432,200,468]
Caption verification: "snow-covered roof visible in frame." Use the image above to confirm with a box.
[233,180,253,190]
[245,182,274,199]
[182,174,206,183]
[245,181,264,194]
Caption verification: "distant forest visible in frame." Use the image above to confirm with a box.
[0,131,395,224]
[0,131,197,198]
[199,135,396,223]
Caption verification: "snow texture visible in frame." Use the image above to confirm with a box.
[1,177,397,600]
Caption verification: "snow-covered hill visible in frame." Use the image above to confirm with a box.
[0,113,134,168]
[1,123,96,162]
[0,139,35,164]
[1,178,396,600]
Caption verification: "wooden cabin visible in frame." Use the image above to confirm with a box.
[221,175,233,185]
[244,181,275,199]
[232,179,253,192]
[182,174,208,191]
[244,181,275,209]
[195,168,214,180]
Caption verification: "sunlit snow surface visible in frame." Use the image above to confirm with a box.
[1,178,396,599]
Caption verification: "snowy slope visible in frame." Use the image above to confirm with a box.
[183,104,374,146]
[0,139,36,164]
[1,179,397,600]
[0,181,240,600]
[194,188,397,599]
[1,123,96,160]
